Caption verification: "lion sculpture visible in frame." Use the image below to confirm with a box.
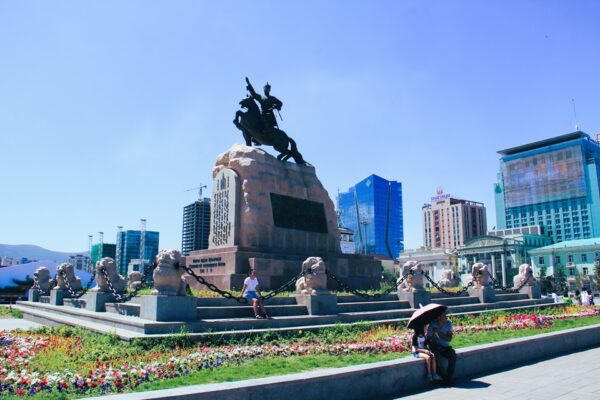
[397,261,425,292]
[92,257,126,293]
[54,263,83,291]
[295,256,329,295]
[34,267,53,292]
[127,271,143,291]
[438,269,460,288]
[466,262,492,288]
[513,263,534,288]
[152,249,188,296]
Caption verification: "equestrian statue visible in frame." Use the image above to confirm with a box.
[233,77,306,165]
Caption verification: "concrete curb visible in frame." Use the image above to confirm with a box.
[87,324,600,400]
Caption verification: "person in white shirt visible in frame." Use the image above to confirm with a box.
[241,269,269,319]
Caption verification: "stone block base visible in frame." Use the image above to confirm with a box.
[49,289,70,306]
[185,246,382,291]
[519,284,541,299]
[468,286,496,303]
[295,294,338,315]
[397,290,431,308]
[82,291,119,312]
[139,295,198,322]
[28,289,40,302]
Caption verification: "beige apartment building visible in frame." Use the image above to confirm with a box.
[423,190,487,249]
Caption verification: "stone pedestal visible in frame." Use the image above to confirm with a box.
[468,286,496,303]
[82,292,118,312]
[185,145,383,291]
[49,289,70,306]
[519,284,541,299]
[295,294,338,315]
[139,295,198,322]
[28,289,40,302]
[397,289,431,308]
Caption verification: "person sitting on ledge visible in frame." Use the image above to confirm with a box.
[241,269,269,319]
[411,325,443,382]
[427,311,456,386]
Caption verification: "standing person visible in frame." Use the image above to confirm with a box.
[241,269,269,319]
[581,289,589,306]
[411,326,443,382]
[427,312,456,386]
[587,289,595,305]
[574,290,582,306]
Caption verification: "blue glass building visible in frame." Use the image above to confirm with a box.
[339,174,404,258]
[116,230,160,276]
[495,131,600,243]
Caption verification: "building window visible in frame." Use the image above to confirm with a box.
[568,254,574,263]
[555,255,561,264]
[538,256,544,265]
[583,267,589,275]
[568,268,575,276]
[581,254,588,262]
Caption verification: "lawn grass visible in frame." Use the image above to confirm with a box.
[110,315,600,396]
[4,308,600,399]
[0,305,23,319]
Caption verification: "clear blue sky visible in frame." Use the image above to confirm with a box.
[2,1,600,253]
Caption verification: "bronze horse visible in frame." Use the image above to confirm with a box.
[233,97,306,165]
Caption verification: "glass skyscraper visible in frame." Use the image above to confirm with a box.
[339,174,404,258]
[90,243,116,270]
[495,131,600,243]
[181,198,211,256]
[115,230,160,276]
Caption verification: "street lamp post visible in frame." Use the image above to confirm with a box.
[360,219,369,255]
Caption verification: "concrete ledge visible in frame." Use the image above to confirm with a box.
[87,323,600,400]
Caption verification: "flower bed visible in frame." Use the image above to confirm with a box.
[1,306,599,398]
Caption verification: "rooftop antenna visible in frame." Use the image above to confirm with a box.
[572,98,580,131]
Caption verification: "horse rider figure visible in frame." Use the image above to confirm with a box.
[234,77,307,165]
[245,77,282,142]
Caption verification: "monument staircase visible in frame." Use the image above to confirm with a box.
[16,288,555,340]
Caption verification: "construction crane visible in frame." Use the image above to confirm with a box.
[184,184,207,200]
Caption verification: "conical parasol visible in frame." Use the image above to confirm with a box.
[407,303,448,330]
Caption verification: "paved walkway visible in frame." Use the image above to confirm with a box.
[0,318,42,331]
[397,346,600,400]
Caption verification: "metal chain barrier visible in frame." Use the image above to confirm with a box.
[259,269,307,301]
[100,267,145,303]
[490,275,530,293]
[325,269,407,299]
[31,275,47,295]
[183,265,249,304]
[423,272,474,297]
[59,269,96,299]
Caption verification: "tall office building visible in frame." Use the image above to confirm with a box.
[422,189,487,249]
[182,198,211,256]
[115,230,159,276]
[90,243,116,270]
[339,174,403,258]
[495,131,600,243]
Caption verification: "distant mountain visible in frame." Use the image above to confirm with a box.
[0,244,87,263]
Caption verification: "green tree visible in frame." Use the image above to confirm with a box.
[538,265,553,295]
[554,264,568,293]
[594,261,600,291]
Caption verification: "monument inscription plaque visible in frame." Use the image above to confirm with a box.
[209,168,238,248]
[270,193,328,233]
